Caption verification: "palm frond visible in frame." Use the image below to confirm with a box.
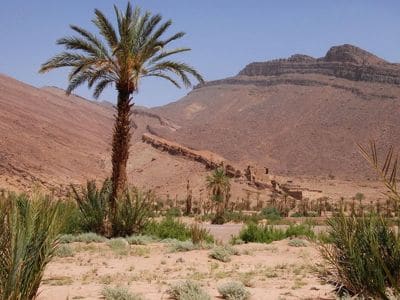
[93,9,118,49]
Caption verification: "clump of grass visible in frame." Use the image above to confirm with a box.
[209,246,238,262]
[102,286,144,300]
[107,238,129,256]
[59,232,107,243]
[288,238,307,247]
[144,217,191,241]
[239,223,286,244]
[230,236,245,245]
[285,224,315,239]
[320,213,400,299]
[260,207,282,221]
[190,223,214,244]
[167,280,211,300]
[169,240,197,252]
[55,244,75,257]
[126,235,158,245]
[218,281,250,300]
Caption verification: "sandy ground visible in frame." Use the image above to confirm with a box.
[38,239,334,300]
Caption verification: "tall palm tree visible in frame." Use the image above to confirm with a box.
[39,2,204,213]
[206,168,230,223]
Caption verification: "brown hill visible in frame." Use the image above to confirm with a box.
[151,44,400,179]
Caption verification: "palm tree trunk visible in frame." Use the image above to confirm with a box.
[110,89,132,214]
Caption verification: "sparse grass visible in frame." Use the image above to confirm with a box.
[102,286,144,300]
[131,246,150,257]
[126,235,158,245]
[190,223,213,244]
[169,240,197,252]
[59,232,106,243]
[55,244,75,257]
[167,280,211,300]
[218,281,250,300]
[209,245,238,262]
[288,239,307,247]
[107,238,129,256]
[42,276,74,286]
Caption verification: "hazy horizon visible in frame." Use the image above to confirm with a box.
[1,0,399,107]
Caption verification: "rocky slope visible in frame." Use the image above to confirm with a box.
[152,44,400,179]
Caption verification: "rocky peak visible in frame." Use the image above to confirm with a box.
[324,44,387,65]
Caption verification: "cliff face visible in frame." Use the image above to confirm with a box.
[237,44,400,84]
[153,44,400,179]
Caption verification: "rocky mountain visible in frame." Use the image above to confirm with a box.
[151,44,400,179]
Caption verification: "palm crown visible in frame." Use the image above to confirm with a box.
[39,2,204,99]
[206,168,231,203]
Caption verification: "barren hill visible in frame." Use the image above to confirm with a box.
[152,44,400,179]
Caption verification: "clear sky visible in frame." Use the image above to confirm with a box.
[1,1,399,107]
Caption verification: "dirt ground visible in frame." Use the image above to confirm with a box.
[38,238,334,300]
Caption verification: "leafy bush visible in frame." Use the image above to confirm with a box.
[112,188,154,237]
[102,286,144,300]
[239,223,286,243]
[0,191,65,299]
[144,217,191,241]
[285,224,315,239]
[71,179,111,235]
[218,281,250,300]
[209,245,238,262]
[320,213,400,299]
[260,207,282,221]
[167,280,211,300]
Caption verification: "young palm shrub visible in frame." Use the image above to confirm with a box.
[0,192,64,299]
[111,188,154,237]
[206,168,231,224]
[71,179,111,235]
[320,213,400,299]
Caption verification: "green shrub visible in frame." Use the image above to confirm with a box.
[285,224,315,239]
[209,245,238,262]
[190,223,214,244]
[0,191,65,299]
[166,207,182,218]
[239,223,286,243]
[167,280,211,300]
[217,281,250,300]
[59,200,83,234]
[107,238,129,255]
[102,286,144,300]
[169,240,197,252]
[320,213,400,299]
[112,188,154,237]
[144,217,191,241]
[260,207,282,221]
[71,179,111,235]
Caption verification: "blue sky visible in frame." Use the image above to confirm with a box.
[0,1,399,107]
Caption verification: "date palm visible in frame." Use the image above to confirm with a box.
[206,168,230,223]
[39,2,204,214]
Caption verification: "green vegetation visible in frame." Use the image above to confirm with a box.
[40,2,204,217]
[59,232,106,244]
[167,280,211,300]
[321,213,400,299]
[260,207,282,221]
[55,244,75,257]
[209,246,239,262]
[125,235,158,245]
[206,168,231,224]
[217,281,250,300]
[102,286,144,300]
[0,191,65,299]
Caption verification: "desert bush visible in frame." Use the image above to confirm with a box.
[0,191,64,299]
[217,281,250,300]
[107,238,129,255]
[239,223,286,243]
[169,240,197,252]
[71,179,111,235]
[102,286,144,300]
[144,217,191,241]
[126,235,158,245]
[58,200,83,234]
[209,245,238,262]
[285,223,315,239]
[260,206,282,221]
[167,280,211,300]
[112,188,154,237]
[59,232,106,243]
[288,238,307,247]
[166,207,182,218]
[190,223,214,244]
[320,213,400,299]
[55,244,75,257]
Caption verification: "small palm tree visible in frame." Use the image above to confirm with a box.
[206,168,230,223]
[39,2,204,214]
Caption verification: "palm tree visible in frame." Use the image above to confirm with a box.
[206,168,230,223]
[39,2,204,214]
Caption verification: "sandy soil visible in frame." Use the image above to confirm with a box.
[38,239,334,300]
